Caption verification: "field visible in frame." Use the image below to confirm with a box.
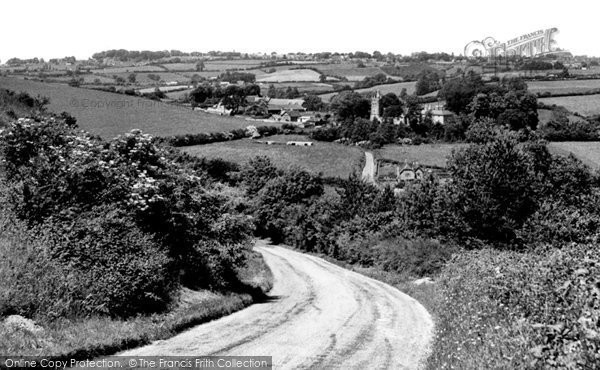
[0,77,278,139]
[89,65,165,74]
[538,94,600,116]
[314,63,390,81]
[255,69,322,83]
[528,79,600,95]
[375,143,467,168]
[547,141,600,169]
[258,82,334,94]
[319,81,417,102]
[181,135,365,178]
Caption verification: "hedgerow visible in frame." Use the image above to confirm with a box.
[0,116,254,319]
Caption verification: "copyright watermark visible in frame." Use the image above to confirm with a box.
[0,356,272,369]
[69,98,161,110]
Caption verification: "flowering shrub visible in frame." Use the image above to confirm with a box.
[0,117,253,318]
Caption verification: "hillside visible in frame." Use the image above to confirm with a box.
[0,77,278,139]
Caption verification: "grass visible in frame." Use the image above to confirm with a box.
[0,249,272,357]
[375,143,467,168]
[181,134,365,179]
[538,94,600,116]
[259,82,334,95]
[528,79,600,95]
[547,141,600,169]
[315,64,390,81]
[319,81,416,102]
[256,69,322,83]
[0,77,279,139]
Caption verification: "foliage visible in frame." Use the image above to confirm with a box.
[0,117,253,318]
[330,91,370,121]
[428,244,600,369]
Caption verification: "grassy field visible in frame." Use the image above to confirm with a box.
[528,79,600,95]
[538,94,600,116]
[376,143,467,168]
[256,69,322,83]
[319,81,417,102]
[182,135,365,178]
[315,64,389,81]
[0,77,278,139]
[90,65,165,74]
[547,141,600,169]
[258,82,334,94]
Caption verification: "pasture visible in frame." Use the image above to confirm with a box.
[315,64,389,81]
[376,143,467,168]
[0,77,278,139]
[319,81,417,102]
[528,79,600,95]
[258,82,334,94]
[256,69,322,83]
[182,135,365,179]
[547,142,600,169]
[538,95,600,116]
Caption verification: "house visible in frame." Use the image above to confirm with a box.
[280,111,302,122]
[421,103,455,125]
[196,102,232,116]
[398,163,424,181]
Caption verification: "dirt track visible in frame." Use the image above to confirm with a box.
[120,241,434,369]
[362,151,376,184]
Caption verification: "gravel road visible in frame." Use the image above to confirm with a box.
[119,240,434,369]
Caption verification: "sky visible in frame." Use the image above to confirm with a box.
[1,0,598,63]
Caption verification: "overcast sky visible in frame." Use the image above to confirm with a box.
[1,0,597,63]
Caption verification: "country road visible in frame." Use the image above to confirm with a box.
[361,151,376,184]
[120,240,434,369]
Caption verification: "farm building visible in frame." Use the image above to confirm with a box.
[280,111,303,122]
[286,141,313,146]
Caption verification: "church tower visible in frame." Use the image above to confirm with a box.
[370,90,381,121]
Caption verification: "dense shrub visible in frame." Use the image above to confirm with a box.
[0,117,253,319]
[373,237,455,277]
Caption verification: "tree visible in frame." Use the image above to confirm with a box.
[438,71,484,114]
[195,61,205,72]
[415,71,441,96]
[303,95,325,111]
[447,133,538,243]
[330,91,370,121]
[241,156,280,196]
[128,73,137,84]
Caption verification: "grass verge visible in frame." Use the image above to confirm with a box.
[0,248,272,359]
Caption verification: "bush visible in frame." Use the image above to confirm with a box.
[0,117,254,319]
[373,237,455,277]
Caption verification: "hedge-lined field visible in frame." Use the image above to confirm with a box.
[0,77,278,139]
[376,143,467,168]
[182,135,365,179]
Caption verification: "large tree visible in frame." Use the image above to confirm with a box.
[330,91,370,121]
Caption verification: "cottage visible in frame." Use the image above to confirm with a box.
[398,164,424,181]
[280,111,302,122]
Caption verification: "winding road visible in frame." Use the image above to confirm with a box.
[120,240,434,369]
[362,152,376,184]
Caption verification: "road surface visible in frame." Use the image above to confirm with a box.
[361,152,376,184]
[120,241,434,369]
